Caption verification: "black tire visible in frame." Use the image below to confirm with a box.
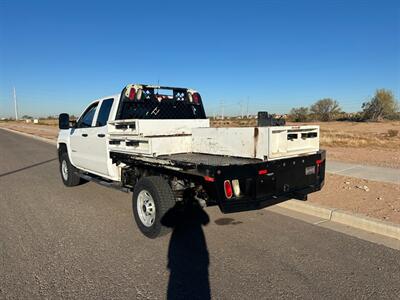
[132,176,176,239]
[59,151,81,187]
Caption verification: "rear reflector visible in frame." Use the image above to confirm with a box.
[232,179,240,197]
[224,180,233,199]
[258,169,268,175]
[316,159,323,165]
[204,176,215,182]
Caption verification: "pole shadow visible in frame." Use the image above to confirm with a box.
[0,158,58,178]
[161,200,211,300]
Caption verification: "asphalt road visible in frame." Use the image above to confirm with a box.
[1,129,400,299]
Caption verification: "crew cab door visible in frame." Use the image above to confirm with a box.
[70,98,114,175]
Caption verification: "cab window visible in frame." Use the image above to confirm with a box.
[96,99,114,127]
[77,103,98,128]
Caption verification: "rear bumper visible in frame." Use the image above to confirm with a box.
[210,150,326,214]
[218,180,324,213]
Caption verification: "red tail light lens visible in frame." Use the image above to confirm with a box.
[204,176,215,182]
[316,159,323,165]
[258,169,268,175]
[224,180,233,199]
[128,87,136,100]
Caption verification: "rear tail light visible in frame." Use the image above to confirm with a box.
[232,179,240,197]
[258,169,268,175]
[128,87,136,100]
[224,180,233,199]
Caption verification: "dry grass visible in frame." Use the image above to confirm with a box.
[317,122,400,150]
[211,119,400,150]
[319,129,400,149]
[37,119,58,126]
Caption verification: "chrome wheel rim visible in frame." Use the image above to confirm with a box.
[61,160,68,181]
[137,190,156,227]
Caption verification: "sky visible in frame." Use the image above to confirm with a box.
[0,0,399,118]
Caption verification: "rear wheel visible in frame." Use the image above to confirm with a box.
[59,151,81,187]
[132,176,176,238]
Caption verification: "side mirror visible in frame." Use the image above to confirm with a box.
[59,113,70,129]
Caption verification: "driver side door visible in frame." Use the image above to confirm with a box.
[69,102,99,171]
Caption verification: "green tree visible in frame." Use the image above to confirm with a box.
[310,98,341,121]
[290,107,309,122]
[362,89,398,121]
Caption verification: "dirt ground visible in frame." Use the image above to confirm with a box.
[314,121,400,168]
[309,173,400,224]
[323,146,400,169]
[0,122,58,140]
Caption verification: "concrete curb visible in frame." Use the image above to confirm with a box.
[277,200,400,240]
[0,127,57,145]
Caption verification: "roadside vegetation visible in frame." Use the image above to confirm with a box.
[289,88,399,123]
[287,88,400,150]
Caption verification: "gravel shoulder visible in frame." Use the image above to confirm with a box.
[309,173,400,224]
[324,146,400,169]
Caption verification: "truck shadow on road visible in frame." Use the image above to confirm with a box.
[161,200,211,300]
[0,158,58,178]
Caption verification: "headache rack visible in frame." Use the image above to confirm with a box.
[115,84,207,120]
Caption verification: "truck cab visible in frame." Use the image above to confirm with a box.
[58,95,121,180]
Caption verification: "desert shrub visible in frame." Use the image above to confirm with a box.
[289,107,310,122]
[310,98,342,121]
[387,129,399,137]
[362,89,398,121]
[336,112,364,122]
[386,112,400,120]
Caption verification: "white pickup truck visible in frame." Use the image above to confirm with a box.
[58,84,325,238]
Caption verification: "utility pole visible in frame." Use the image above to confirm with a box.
[221,100,224,120]
[240,101,244,119]
[246,97,249,118]
[13,87,19,120]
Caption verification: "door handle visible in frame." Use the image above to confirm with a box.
[82,133,88,137]
[97,134,105,138]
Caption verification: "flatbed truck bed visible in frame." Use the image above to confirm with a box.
[57,83,326,238]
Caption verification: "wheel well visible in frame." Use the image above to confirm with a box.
[58,143,68,161]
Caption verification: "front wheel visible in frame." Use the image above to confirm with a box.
[59,151,81,187]
[132,176,176,239]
